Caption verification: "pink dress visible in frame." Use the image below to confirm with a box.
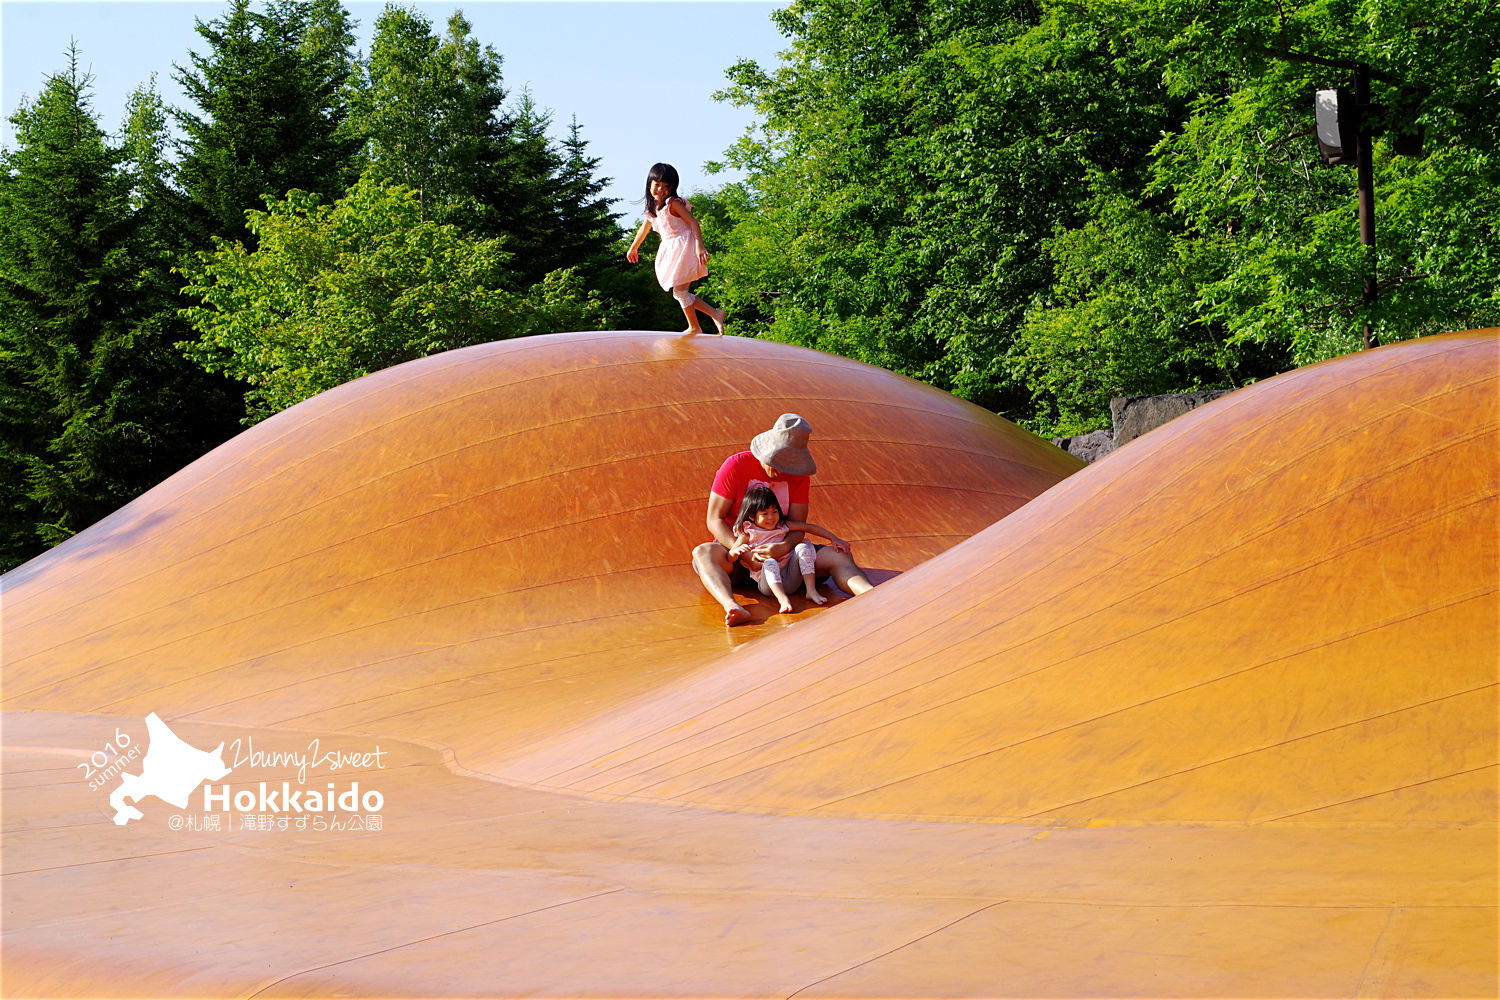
[650,198,708,291]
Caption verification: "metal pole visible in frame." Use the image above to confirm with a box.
[1356,62,1377,349]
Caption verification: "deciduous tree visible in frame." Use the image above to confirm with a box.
[708,0,1179,413]
[179,178,612,422]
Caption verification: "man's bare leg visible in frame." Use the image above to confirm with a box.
[814,546,873,596]
[693,541,751,625]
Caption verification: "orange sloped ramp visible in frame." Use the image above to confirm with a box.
[1,330,1495,998]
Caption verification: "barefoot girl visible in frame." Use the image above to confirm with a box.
[727,485,849,614]
[626,163,726,335]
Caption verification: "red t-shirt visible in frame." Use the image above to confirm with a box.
[710,451,811,526]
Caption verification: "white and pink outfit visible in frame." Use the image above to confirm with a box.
[737,522,818,591]
[651,197,708,293]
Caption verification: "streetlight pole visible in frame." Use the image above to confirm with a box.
[1355,63,1377,349]
[1314,70,1380,348]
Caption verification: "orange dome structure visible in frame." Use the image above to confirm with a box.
[1,329,1495,998]
[0,332,1077,776]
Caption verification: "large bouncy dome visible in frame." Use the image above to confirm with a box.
[2,329,1495,997]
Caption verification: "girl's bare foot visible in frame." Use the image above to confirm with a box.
[777,599,794,613]
[806,585,828,606]
[683,327,702,335]
[711,308,726,335]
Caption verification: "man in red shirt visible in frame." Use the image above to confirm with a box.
[693,413,873,626]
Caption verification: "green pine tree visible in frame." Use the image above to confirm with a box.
[0,49,239,569]
[556,116,621,269]
[173,0,361,249]
[347,9,627,289]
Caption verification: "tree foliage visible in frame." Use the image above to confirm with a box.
[179,178,612,422]
[0,52,239,568]
[346,8,619,286]
[707,0,1500,432]
[707,0,1184,413]
[1068,0,1500,354]
[348,7,503,224]
[1010,175,1249,433]
[174,0,361,247]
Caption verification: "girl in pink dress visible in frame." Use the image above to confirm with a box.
[626,163,727,335]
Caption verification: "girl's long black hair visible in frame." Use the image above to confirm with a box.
[644,162,679,217]
[736,484,785,531]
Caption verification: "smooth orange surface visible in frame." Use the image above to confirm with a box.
[1,330,1495,998]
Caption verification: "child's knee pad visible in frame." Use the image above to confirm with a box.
[795,541,818,575]
[672,287,696,309]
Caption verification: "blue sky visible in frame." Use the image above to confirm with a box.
[0,0,788,219]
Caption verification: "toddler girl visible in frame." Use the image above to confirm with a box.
[728,485,848,614]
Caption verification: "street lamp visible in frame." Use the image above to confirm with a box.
[1316,65,1379,348]
[1314,63,1423,350]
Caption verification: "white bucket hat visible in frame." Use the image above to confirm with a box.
[750,413,817,476]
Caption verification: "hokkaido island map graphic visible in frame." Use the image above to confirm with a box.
[107,713,230,825]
